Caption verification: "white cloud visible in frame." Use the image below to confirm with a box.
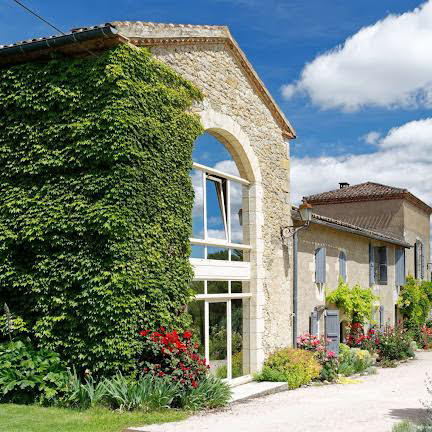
[282,1,432,110]
[362,131,381,145]
[291,118,432,207]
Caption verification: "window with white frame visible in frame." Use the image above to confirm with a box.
[188,133,252,381]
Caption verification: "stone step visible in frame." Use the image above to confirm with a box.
[230,380,288,403]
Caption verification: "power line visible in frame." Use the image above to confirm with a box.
[12,0,97,57]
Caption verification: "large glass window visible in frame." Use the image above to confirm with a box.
[189,132,252,381]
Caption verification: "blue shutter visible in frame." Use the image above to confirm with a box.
[325,310,340,356]
[379,305,385,329]
[310,311,318,337]
[369,244,375,286]
[315,248,326,283]
[421,242,425,280]
[395,248,405,286]
[339,251,347,282]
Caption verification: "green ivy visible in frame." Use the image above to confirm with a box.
[0,44,203,375]
[398,276,432,330]
[326,279,376,325]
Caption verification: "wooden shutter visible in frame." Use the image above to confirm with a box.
[369,244,375,286]
[325,310,340,356]
[379,305,385,329]
[310,311,318,337]
[414,241,418,279]
[395,248,406,287]
[421,242,425,280]
[315,247,326,284]
[339,251,347,282]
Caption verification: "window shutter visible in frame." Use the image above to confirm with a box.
[379,305,385,329]
[310,311,318,337]
[325,310,340,356]
[415,241,420,279]
[339,251,347,282]
[369,244,375,286]
[395,248,406,287]
[421,242,425,280]
[315,247,326,284]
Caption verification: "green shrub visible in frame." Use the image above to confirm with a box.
[338,343,375,376]
[179,375,232,410]
[255,348,321,389]
[215,351,243,379]
[0,341,67,404]
[0,44,203,375]
[378,324,414,361]
[399,277,432,331]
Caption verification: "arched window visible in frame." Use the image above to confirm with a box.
[339,251,347,282]
[188,132,252,381]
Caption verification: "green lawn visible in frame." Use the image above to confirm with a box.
[0,404,188,432]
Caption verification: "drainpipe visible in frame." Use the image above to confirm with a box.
[292,230,298,347]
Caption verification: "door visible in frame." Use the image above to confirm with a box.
[325,309,340,356]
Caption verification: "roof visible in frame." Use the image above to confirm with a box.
[305,182,432,214]
[291,206,411,247]
[0,21,295,139]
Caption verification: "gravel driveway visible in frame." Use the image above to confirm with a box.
[134,351,432,432]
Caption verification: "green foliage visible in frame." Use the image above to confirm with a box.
[326,279,376,324]
[215,351,243,379]
[0,304,28,342]
[399,276,432,331]
[255,348,321,389]
[338,343,375,376]
[378,324,414,362]
[0,44,203,375]
[179,375,232,410]
[0,341,67,404]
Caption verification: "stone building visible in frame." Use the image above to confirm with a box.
[1,22,431,382]
[0,22,295,382]
[293,182,432,353]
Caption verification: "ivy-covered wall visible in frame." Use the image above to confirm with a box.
[0,44,203,374]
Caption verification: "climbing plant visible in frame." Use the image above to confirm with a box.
[398,276,432,331]
[0,44,203,375]
[326,279,376,325]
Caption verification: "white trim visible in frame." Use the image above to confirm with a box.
[227,299,232,379]
[190,258,251,281]
[192,161,250,185]
[190,237,251,250]
[195,293,252,301]
[204,301,209,363]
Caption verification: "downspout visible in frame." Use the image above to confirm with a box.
[292,230,298,347]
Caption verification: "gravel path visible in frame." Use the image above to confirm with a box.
[135,351,432,432]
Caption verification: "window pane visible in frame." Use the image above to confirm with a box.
[207,247,229,260]
[191,245,205,259]
[231,249,244,262]
[230,182,244,244]
[232,299,243,378]
[231,281,243,293]
[206,178,227,240]
[188,300,205,357]
[191,169,204,239]
[207,281,229,294]
[191,281,204,295]
[209,302,227,379]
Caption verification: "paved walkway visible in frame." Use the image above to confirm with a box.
[136,351,432,432]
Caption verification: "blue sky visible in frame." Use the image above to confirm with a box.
[2,0,432,204]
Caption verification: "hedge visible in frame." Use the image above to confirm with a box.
[0,44,203,375]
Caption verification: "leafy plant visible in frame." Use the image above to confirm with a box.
[0,44,203,376]
[137,328,209,390]
[377,324,414,361]
[338,343,375,376]
[255,348,321,389]
[179,375,232,410]
[0,341,67,404]
[326,280,376,325]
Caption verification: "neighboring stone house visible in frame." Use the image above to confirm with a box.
[293,182,431,353]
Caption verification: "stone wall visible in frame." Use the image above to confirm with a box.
[145,39,292,364]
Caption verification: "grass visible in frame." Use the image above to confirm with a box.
[0,404,188,432]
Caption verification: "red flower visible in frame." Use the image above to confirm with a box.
[140,330,150,337]
[191,380,198,388]
[183,330,192,339]
[159,371,165,377]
